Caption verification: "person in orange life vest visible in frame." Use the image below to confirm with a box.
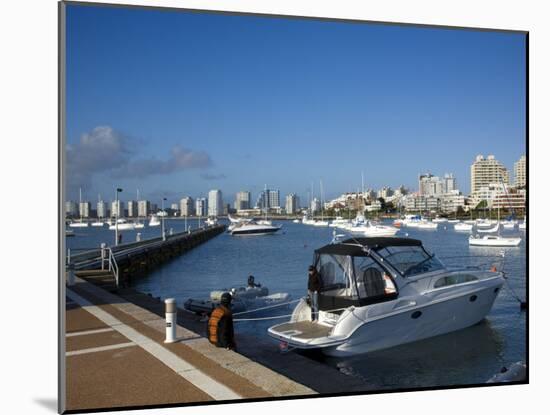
[207,292,236,350]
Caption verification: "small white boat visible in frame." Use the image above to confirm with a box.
[417,221,438,230]
[205,217,218,226]
[476,219,495,229]
[134,222,145,229]
[230,220,282,236]
[469,235,521,247]
[502,221,517,230]
[109,218,135,231]
[519,220,526,230]
[69,221,89,228]
[433,217,448,223]
[330,217,351,227]
[312,220,330,227]
[292,219,301,223]
[149,214,161,227]
[454,222,473,232]
[91,221,104,227]
[448,219,460,223]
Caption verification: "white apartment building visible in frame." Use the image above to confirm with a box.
[79,201,91,218]
[514,155,526,188]
[208,190,223,216]
[235,191,251,210]
[137,200,150,217]
[180,197,195,216]
[470,154,509,194]
[285,193,299,214]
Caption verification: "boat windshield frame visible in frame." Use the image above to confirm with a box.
[374,245,445,278]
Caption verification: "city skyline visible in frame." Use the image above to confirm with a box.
[66,5,526,204]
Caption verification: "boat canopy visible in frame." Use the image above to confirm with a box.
[315,237,422,257]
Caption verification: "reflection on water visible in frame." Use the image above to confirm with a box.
[67,219,526,389]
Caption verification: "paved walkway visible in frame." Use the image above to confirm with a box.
[65,278,314,412]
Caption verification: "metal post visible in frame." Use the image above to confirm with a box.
[115,189,119,246]
[161,197,167,241]
[67,263,75,286]
[164,298,177,343]
[100,243,106,270]
[169,228,173,236]
[136,232,141,242]
[67,248,71,266]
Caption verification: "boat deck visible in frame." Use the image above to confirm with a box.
[272,321,333,340]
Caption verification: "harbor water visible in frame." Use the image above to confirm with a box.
[67,219,527,390]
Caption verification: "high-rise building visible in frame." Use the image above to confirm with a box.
[127,200,138,217]
[285,193,299,214]
[443,173,457,193]
[195,198,207,217]
[470,154,509,194]
[180,197,195,216]
[79,201,91,218]
[268,190,280,208]
[66,201,78,217]
[96,200,108,218]
[514,155,526,188]
[377,186,394,199]
[419,174,444,197]
[235,191,251,210]
[137,200,150,217]
[111,200,124,217]
[208,190,223,216]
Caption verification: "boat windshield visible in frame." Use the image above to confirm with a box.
[376,245,445,277]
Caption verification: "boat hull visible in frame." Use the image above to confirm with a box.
[231,227,281,236]
[325,283,502,356]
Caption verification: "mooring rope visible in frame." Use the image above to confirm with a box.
[232,299,301,316]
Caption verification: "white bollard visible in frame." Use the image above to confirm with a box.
[136,232,141,242]
[100,243,106,270]
[164,298,177,343]
[169,228,173,236]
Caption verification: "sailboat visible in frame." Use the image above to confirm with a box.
[91,194,105,226]
[313,180,329,226]
[469,183,521,247]
[69,188,89,228]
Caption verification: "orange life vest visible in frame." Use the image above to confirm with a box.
[208,306,228,346]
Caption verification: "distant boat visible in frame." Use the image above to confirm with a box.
[433,217,448,223]
[149,214,161,227]
[109,218,135,231]
[205,217,218,226]
[519,218,526,230]
[454,222,473,232]
[230,220,282,236]
[91,221,104,227]
[448,219,460,223]
[292,219,300,223]
[417,221,438,230]
[469,235,521,247]
[477,222,500,233]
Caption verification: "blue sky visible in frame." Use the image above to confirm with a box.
[65,4,526,206]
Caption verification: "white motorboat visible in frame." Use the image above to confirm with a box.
[292,219,301,223]
[417,220,438,230]
[469,235,521,247]
[69,221,89,228]
[476,219,495,229]
[353,221,399,237]
[312,220,330,227]
[502,220,517,230]
[454,222,473,232]
[268,237,504,356]
[149,214,161,227]
[91,221,104,227]
[109,218,135,231]
[432,217,448,223]
[230,220,282,236]
[448,219,460,223]
[205,217,218,226]
[134,222,145,229]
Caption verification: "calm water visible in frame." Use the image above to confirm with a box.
[67,219,527,389]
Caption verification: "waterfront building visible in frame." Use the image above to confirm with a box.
[111,200,124,217]
[268,190,280,209]
[470,154,509,194]
[79,201,91,218]
[377,186,394,199]
[365,200,382,212]
[137,200,150,217]
[444,173,457,193]
[195,197,207,217]
[96,200,108,218]
[405,195,441,212]
[170,203,178,211]
[235,191,251,210]
[472,183,525,210]
[208,190,223,216]
[514,155,526,188]
[419,174,445,197]
[180,197,195,216]
[440,190,466,213]
[127,200,138,217]
[311,198,321,214]
[285,193,300,215]
[66,201,78,217]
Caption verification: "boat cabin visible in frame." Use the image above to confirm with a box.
[313,237,444,311]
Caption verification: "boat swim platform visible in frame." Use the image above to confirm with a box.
[62,278,370,412]
[272,321,334,340]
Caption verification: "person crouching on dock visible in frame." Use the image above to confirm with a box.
[207,292,236,350]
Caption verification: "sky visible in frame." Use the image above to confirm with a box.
[65,4,526,206]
